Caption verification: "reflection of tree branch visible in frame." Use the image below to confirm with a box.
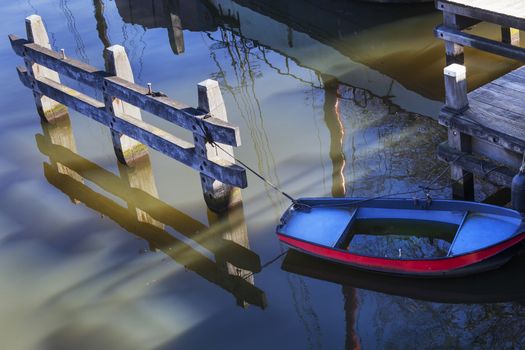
[59,0,89,63]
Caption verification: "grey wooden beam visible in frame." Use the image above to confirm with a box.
[436,1,525,32]
[17,66,247,188]
[439,109,525,154]
[435,25,525,62]
[9,34,241,146]
[438,142,515,187]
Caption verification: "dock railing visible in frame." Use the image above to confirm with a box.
[9,15,247,212]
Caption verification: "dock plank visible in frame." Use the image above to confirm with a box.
[440,66,525,155]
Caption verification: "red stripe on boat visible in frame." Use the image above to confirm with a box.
[277,232,525,273]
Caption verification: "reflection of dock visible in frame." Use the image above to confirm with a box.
[38,116,266,309]
[435,1,525,201]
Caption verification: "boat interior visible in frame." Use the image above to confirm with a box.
[279,202,523,259]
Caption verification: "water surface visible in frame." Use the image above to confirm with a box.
[0,0,524,349]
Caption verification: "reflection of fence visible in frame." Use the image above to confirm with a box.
[38,113,266,309]
[10,15,246,212]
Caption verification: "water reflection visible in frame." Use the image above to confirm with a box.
[115,0,225,55]
[283,250,525,304]
[283,249,525,347]
[37,114,266,309]
[204,0,519,116]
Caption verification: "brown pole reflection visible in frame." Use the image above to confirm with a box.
[35,113,266,309]
[322,74,360,350]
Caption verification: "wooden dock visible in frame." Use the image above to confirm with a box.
[435,0,525,201]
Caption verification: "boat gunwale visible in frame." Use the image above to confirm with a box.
[277,232,525,274]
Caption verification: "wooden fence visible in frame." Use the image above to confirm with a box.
[9,15,247,212]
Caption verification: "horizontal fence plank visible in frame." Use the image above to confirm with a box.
[435,25,525,61]
[10,35,241,146]
[17,66,247,188]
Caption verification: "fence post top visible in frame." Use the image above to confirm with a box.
[198,79,219,89]
[444,64,466,79]
[106,44,126,54]
[25,14,42,23]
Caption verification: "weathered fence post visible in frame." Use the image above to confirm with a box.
[444,63,474,200]
[103,45,148,165]
[195,79,235,213]
[24,15,67,122]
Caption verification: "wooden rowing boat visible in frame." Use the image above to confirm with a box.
[276,198,525,277]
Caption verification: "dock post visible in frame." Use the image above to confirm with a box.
[501,27,520,46]
[444,64,474,200]
[103,45,148,165]
[443,12,464,65]
[195,79,235,213]
[24,15,67,122]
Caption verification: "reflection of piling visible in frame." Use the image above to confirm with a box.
[323,75,361,349]
[118,157,165,233]
[11,14,247,213]
[207,188,260,307]
[167,0,185,54]
[37,117,266,309]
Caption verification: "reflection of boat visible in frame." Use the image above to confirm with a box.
[277,198,525,277]
[282,249,525,304]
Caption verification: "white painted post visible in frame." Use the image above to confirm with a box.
[195,79,235,213]
[444,63,468,113]
[103,45,148,165]
[25,15,67,122]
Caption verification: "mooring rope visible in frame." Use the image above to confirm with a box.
[240,249,289,281]
[198,122,299,203]
[200,121,465,207]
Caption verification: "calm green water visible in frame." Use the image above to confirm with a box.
[0,0,524,349]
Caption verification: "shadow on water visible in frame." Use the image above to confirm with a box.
[282,249,525,305]
[36,115,267,309]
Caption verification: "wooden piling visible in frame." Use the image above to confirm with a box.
[444,64,468,113]
[103,45,148,165]
[24,15,67,122]
[444,64,474,200]
[196,79,235,213]
[501,27,520,46]
[443,12,465,65]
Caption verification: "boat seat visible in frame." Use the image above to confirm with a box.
[448,213,521,256]
[280,207,357,247]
